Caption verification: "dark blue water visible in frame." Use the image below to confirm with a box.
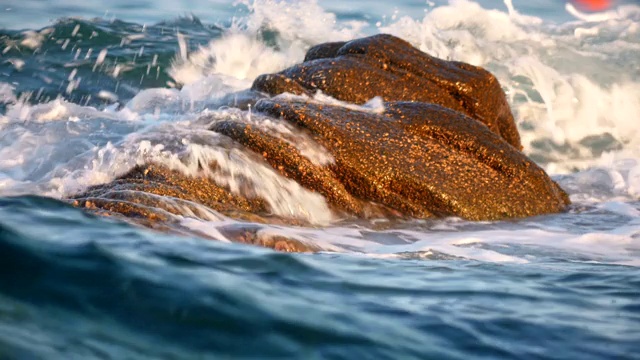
[1,196,639,359]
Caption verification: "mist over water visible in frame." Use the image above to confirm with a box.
[1,0,639,358]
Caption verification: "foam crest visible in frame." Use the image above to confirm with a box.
[0,99,142,196]
[180,215,640,266]
[380,0,546,66]
[154,135,333,224]
[310,93,386,114]
[241,0,366,45]
[169,32,291,85]
[169,0,365,85]
[557,157,640,202]
[125,77,256,117]
[512,63,640,172]
[388,227,640,266]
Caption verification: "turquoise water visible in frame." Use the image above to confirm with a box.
[1,0,640,358]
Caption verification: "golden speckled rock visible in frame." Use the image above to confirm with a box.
[70,34,571,253]
[252,34,522,150]
[249,98,569,220]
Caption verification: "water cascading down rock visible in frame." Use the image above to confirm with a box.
[71,34,570,250]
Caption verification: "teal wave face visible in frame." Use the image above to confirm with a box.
[0,17,222,109]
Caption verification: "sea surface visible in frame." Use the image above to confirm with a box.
[1,0,640,359]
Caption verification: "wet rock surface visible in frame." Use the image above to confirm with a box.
[72,34,570,252]
[251,98,568,220]
[73,165,288,224]
[253,34,522,149]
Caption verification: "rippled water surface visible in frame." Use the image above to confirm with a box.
[1,0,640,358]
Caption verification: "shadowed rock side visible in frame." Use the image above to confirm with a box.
[70,34,571,252]
[252,34,522,150]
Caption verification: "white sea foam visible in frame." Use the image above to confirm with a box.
[179,214,640,266]
[0,83,17,105]
[168,32,290,85]
[557,157,640,202]
[169,0,366,85]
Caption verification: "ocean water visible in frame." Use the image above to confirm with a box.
[1,0,640,358]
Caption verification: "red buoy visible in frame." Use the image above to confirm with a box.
[571,0,613,11]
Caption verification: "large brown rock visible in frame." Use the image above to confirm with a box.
[252,34,522,149]
[71,34,570,252]
[244,98,568,220]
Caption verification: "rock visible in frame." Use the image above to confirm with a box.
[71,34,570,252]
[248,98,568,220]
[217,223,322,253]
[253,34,522,149]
